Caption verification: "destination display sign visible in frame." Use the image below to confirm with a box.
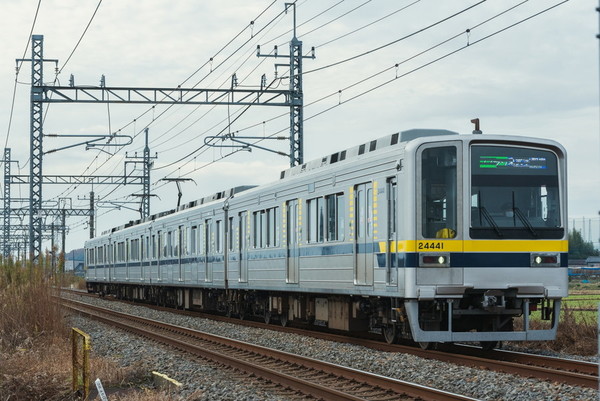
[478,155,547,170]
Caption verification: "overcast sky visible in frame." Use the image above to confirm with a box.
[1,0,599,252]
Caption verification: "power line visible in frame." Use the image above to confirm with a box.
[173,0,568,174]
[50,2,284,202]
[304,0,488,75]
[53,1,286,202]
[314,0,422,49]
[57,0,103,76]
[151,0,534,173]
[3,0,43,152]
[305,0,571,122]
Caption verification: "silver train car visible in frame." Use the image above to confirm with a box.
[85,129,568,348]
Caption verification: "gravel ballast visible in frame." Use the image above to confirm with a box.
[66,293,597,401]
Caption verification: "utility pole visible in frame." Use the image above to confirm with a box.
[89,191,95,239]
[257,2,315,166]
[126,128,157,219]
[16,35,58,262]
[1,148,18,258]
[17,5,311,261]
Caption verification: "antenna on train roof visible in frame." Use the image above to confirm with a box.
[471,118,483,135]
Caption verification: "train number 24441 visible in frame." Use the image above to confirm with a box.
[417,241,444,250]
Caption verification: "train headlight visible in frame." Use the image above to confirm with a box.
[530,253,560,267]
[419,253,450,267]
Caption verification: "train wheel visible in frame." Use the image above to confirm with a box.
[382,324,398,344]
[480,341,498,351]
[264,310,272,324]
[418,342,437,350]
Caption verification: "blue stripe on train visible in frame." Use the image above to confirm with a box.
[87,242,568,269]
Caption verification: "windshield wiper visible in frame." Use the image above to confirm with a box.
[478,191,503,237]
[512,192,537,237]
[479,206,503,237]
[513,207,538,237]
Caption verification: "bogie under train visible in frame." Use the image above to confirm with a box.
[85,129,568,348]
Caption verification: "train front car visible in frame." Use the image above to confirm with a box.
[402,135,567,349]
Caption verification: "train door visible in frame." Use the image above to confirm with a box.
[355,183,374,285]
[286,199,300,284]
[239,211,249,283]
[205,219,213,282]
[387,178,398,286]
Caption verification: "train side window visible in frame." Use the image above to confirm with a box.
[267,207,279,247]
[253,211,260,248]
[198,224,205,256]
[421,146,458,239]
[228,217,235,251]
[337,194,345,241]
[307,198,325,243]
[260,211,267,248]
[356,189,365,238]
[307,198,317,243]
[216,220,223,253]
[182,226,188,256]
[173,228,180,257]
[239,212,247,250]
[162,232,168,257]
[130,239,137,261]
[387,179,397,236]
[117,242,125,262]
[152,235,157,259]
[144,236,149,260]
[275,207,280,247]
[325,193,344,241]
[190,226,197,254]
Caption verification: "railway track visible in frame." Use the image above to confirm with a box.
[62,289,598,389]
[61,297,475,401]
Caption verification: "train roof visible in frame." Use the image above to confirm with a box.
[279,129,459,180]
[96,129,460,237]
[100,185,257,236]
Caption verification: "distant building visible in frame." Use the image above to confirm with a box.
[65,248,85,276]
[585,256,600,267]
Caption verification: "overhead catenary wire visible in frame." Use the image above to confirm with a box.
[151,0,534,177]
[3,0,43,154]
[56,0,103,76]
[44,1,573,244]
[51,1,286,202]
[151,0,567,183]
[304,0,488,75]
[314,0,422,49]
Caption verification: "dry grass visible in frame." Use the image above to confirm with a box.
[0,258,166,401]
[511,304,598,356]
[547,305,597,355]
[0,338,72,401]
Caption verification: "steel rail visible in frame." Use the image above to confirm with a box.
[63,290,598,388]
[61,297,475,401]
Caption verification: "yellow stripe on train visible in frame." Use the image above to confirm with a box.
[378,240,568,253]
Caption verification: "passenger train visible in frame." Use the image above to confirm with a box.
[85,128,568,349]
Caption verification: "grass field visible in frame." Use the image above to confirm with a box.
[562,281,600,325]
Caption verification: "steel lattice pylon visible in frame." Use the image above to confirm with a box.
[3,148,11,257]
[29,35,44,262]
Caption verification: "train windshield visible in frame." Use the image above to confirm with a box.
[470,145,562,239]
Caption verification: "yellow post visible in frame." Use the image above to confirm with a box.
[72,328,91,399]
